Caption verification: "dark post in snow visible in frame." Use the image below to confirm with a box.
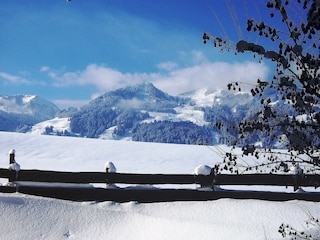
[105,162,117,187]
[9,149,15,164]
[8,149,19,183]
[193,164,216,189]
[291,164,304,192]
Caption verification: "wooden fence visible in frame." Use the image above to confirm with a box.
[0,168,320,202]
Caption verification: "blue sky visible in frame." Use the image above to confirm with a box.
[0,0,273,109]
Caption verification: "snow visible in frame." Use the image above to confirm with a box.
[174,105,208,126]
[183,88,219,107]
[0,95,55,116]
[22,95,36,104]
[193,164,213,175]
[28,117,71,135]
[289,164,303,175]
[0,132,218,174]
[0,131,320,239]
[148,90,214,124]
[105,161,117,173]
[8,149,15,155]
[99,126,117,139]
[142,106,208,126]
[0,95,32,114]
[8,162,20,172]
[143,111,176,122]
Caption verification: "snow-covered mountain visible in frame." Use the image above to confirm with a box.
[26,83,256,146]
[5,83,292,147]
[0,94,60,132]
[0,94,59,116]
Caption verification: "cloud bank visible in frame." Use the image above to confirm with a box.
[48,61,269,98]
[0,59,270,109]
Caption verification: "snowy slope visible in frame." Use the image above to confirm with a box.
[0,132,319,240]
[28,117,71,135]
[180,88,220,107]
[0,131,220,173]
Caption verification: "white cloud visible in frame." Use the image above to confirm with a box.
[40,66,50,72]
[78,64,126,89]
[156,62,178,71]
[0,72,31,84]
[52,99,90,109]
[50,64,154,91]
[191,50,208,64]
[48,61,269,96]
[154,61,270,95]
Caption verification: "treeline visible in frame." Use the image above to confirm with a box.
[132,120,214,145]
[0,110,37,132]
[70,108,149,138]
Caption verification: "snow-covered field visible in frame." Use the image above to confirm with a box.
[0,131,319,240]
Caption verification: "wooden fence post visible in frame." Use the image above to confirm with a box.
[9,149,15,164]
[8,149,21,183]
[8,149,17,182]
[105,162,116,187]
[291,164,304,191]
[194,165,216,190]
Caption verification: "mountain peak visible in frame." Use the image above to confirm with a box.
[125,82,172,101]
[0,94,60,118]
[91,82,178,108]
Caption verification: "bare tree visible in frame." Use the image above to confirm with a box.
[204,0,320,174]
[278,210,320,239]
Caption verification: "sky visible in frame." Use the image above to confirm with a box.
[0,0,274,109]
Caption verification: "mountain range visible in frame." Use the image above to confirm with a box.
[0,83,280,147]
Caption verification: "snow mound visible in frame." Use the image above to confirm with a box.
[105,161,117,173]
[8,162,20,172]
[289,164,303,175]
[193,164,213,175]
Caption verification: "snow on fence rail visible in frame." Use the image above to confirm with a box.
[0,168,320,189]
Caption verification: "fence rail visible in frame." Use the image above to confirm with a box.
[16,186,320,203]
[1,168,320,202]
[0,168,319,187]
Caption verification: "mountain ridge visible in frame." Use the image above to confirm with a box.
[29,83,258,146]
[0,83,281,147]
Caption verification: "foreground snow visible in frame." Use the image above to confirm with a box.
[0,132,319,239]
[1,193,319,240]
